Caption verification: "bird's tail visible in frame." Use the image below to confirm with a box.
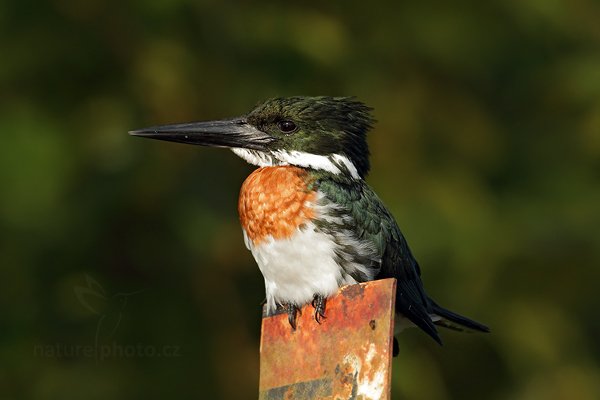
[429,298,490,333]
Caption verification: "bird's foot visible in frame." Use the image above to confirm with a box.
[285,303,301,330]
[312,294,327,324]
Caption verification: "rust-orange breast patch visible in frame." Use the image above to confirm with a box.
[238,166,317,246]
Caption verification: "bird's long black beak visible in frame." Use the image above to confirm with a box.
[129,118,275,151]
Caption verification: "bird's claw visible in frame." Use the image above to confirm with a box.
[285,303,301,330]
[312,294,327,324]
[283,296,326,330]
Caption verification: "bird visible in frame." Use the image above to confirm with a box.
[74,274,146,354]
[129,96,489,346]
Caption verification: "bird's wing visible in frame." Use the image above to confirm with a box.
[316,178,441,344]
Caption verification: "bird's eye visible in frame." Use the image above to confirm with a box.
[277,120,297,134]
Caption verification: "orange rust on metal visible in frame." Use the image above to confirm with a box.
[259,279,397,400]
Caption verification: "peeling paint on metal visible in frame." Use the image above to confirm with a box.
[258,279,397,400]
[356,343,386,399]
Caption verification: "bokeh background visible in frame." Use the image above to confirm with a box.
[2,1,600,399]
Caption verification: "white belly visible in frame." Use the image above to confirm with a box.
[243,222,358,314]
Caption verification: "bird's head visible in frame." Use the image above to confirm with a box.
[130,96,374,179]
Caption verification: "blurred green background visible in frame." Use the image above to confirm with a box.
[2,1,600,399]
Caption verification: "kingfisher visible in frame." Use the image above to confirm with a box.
[130,96,489,346]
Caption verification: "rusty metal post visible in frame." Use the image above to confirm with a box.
[259,278,397,400]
